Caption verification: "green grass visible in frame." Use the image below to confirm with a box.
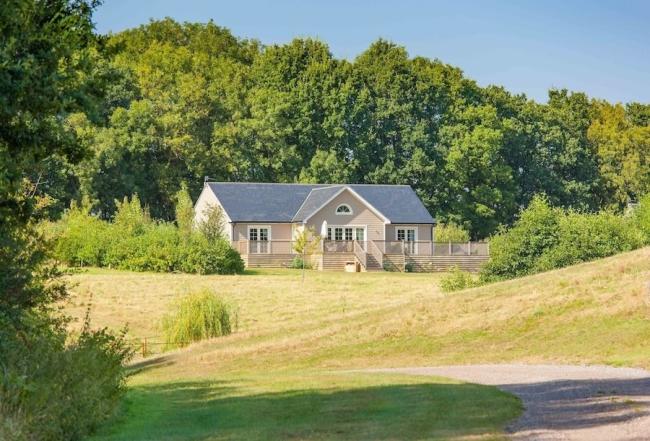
[64,247,650,440]
[92,372,520,441]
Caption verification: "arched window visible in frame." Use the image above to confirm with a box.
[336,204,352,215]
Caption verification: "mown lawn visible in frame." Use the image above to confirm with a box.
[65,247,650,440]
[92,372,520,441]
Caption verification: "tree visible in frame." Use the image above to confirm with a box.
[589,101,650,208]
[438,105,518,238]
[0,0,101,317]
[197,204,226,243]
[174,183,195,240]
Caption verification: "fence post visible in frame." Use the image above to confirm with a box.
[467,240,471,256]
[448,241,452,256]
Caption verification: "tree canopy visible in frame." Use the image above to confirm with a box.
[33,18,650,238]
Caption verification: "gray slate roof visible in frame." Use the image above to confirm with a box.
[207,182,435,224]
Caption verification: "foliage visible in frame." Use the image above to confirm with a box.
[53,199,110,267]
[23,17,645,240]
[175,183,195,241]
[434,223,471,242]
[196,203,226,243]
[292,227,322,255]
[404,261,415,273]
[177,235,245,275]
[0,312,132,441]
[534,211,645,272]
[633,193,650,241]
[440,266,482,292]
[481,195,647,281]
[162,290,235,350]
[289,256,313,269]
[52,195,245,274]
[480,196,561,281]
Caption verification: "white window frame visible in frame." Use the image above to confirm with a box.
[247,225,272,254]
[335,203,353,215]
[395,226,418,253]
[326,224,367,242]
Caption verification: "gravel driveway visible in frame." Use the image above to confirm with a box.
[367,365,650,440]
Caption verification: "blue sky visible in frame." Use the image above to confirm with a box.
[95,0,650,104]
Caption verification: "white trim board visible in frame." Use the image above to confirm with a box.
[302,186,390,224]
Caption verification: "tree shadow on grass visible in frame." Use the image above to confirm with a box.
[93,379,520,441]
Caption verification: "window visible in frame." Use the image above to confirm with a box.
[396,228,416,242]
[335,204,352,215]
[327,226,366,242]
[248,226,271,253]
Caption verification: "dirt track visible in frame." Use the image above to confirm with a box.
[367,364,650,440]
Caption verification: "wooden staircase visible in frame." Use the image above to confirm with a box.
[364,253,383,271]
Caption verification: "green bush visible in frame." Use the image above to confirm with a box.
[178,235,245,275]
[53,202,110,266]
[481,195,646,281]
[534,211,645,272]
[435,222,471,242]
[0,315,132,441]
[633,193,650,241]
[162,290,235,350]
[440,266,482,292]
[50,195,245,275]
[288,256,312,269]
[480,195,561,281]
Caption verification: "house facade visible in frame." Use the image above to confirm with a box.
[194,182,488,272]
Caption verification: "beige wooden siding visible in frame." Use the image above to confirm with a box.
[385,224,433,241]
[193,186,232,241]
[232,223,293,241]
[304,190,386,241]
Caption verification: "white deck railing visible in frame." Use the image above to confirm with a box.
[235,240,489,256]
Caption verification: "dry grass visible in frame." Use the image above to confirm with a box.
[64,269,444,356]
[66,247,650,380]
[69,249,650,440]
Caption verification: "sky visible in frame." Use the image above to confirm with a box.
[94,0,650,104]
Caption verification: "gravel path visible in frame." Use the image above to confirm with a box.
[367,365,650,440]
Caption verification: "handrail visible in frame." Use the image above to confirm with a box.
[368,239,383,264]
[353,240,367,269]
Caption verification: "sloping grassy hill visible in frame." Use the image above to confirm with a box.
[66,247,650,440]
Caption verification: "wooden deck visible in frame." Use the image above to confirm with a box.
[236,240,489,272]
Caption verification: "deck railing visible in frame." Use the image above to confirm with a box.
[322,240,355,253]
[236,239,489,256]
[236,240,296,255]
[353,240,367,269]
[373,241,489,256]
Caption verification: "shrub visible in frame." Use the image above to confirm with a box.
[534,211,645,271]
[162,290,235,350]
[480,195,561,281]
[481,195,646,282]
[440,266,482,292]
[0,314,132,441]
[104,223,180,272]
[288,256,313,269]
[53,201,110,266]
[50,195,245,275]
[633,193,650,242]
[435,222,471,242]
[178,235,245,275]
[404,261,415,272]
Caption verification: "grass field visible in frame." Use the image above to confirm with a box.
[64,247,650,440]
